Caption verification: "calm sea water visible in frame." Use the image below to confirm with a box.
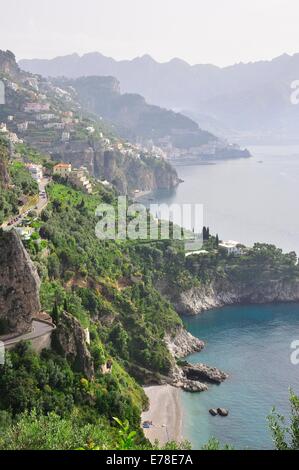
[143,145,299,254]
[144,146,299,449]
[182,303,299,450]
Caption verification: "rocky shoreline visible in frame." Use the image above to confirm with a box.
[165,326,228,393]
[173,279,299,316]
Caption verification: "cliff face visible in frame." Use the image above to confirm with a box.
[102,150,179,194]
[165,326,204,359]
[0,139,10,187]
[0,231,41,335]
[53,312,94,380]
[173,278,299,315]
[0,50,20,78]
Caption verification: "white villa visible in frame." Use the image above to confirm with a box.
[219,240,244,255]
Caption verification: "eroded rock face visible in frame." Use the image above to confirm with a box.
[174,279,299,316]
[165,327,204,359]
[0,230,41,335]
[183,363,228,385]
[53,311,94,380]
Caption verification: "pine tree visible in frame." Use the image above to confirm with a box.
[215,234,219,246]
[52,302,60,325]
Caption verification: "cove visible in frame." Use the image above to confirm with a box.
[182,302,299,449]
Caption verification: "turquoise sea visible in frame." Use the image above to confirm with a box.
[182,303,299,449]
[142,145,299,449]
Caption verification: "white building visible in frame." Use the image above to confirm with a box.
[26,164,43,182]
[0,123,8,134]
[61,131,70,142]
[219,240,244,256]
[24,102,50,113]
[17,122,29,132]
[36,113,56,121]
[68,167,92,194]
[15,227,34,241]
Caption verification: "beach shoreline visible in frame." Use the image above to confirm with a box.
[141,385,184,445]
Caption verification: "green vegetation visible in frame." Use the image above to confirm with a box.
[34,182,180,375]
[0,138,38,224]
[0,341,146,438]
[268,390,299,450]
[1,139,298,450]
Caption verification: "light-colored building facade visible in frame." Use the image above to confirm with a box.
[68,167,92,194]
[26,164,43,182]
[53,163,72,178]
[219,240,244,256]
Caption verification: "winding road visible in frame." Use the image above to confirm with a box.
[3,320,55,350]
[1,176,50,230]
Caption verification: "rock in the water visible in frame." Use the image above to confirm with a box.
[0,230,41,335]
[209,408,218,416]
[181,380,208,393]
[183,363,228,384]
[217,408,229,417]
[52,311,94,380]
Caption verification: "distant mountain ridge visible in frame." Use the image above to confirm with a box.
[20,52,299,143]
[54,75,215,148]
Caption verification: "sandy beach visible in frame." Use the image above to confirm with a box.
[141,385,183,445]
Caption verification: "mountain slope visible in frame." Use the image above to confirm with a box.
[54,75,216,150]
[20,51,299,142]
[0,50,179,194]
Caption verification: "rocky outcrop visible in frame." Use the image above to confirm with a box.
[0,230,41,335]
[170,360,228,393]
[173,279,299,316]
[0,140,10,187]
[0,50,20,78]
[0,155,10,187]
[52,311,94,380]
[165,327,227,393]
[165,326,204,359]
[182,363,228,384]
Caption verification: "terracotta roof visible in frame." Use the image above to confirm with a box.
[54,163,71,169]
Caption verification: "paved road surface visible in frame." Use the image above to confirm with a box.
[3,320,55,348]
[1,177,50,230]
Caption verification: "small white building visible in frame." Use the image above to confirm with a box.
[17,122,29,132]
[26,164,43,182]
[61,131,70,142]
[15,227,34,241]
[24,102,50,113]
[219,240,244,256]
[0,123,8,133]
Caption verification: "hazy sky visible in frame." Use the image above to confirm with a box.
[1,0,299,66]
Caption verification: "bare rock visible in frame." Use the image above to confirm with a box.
[165,327,204,359]
[53,311,94,380]
[0,230,40,335]
[217,408,229,417]
[180,380,208,393]
[183,363,228,384]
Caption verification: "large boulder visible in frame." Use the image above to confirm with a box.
[0,230,41,335]
[53,311,94,380]
[183,363,228,384]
